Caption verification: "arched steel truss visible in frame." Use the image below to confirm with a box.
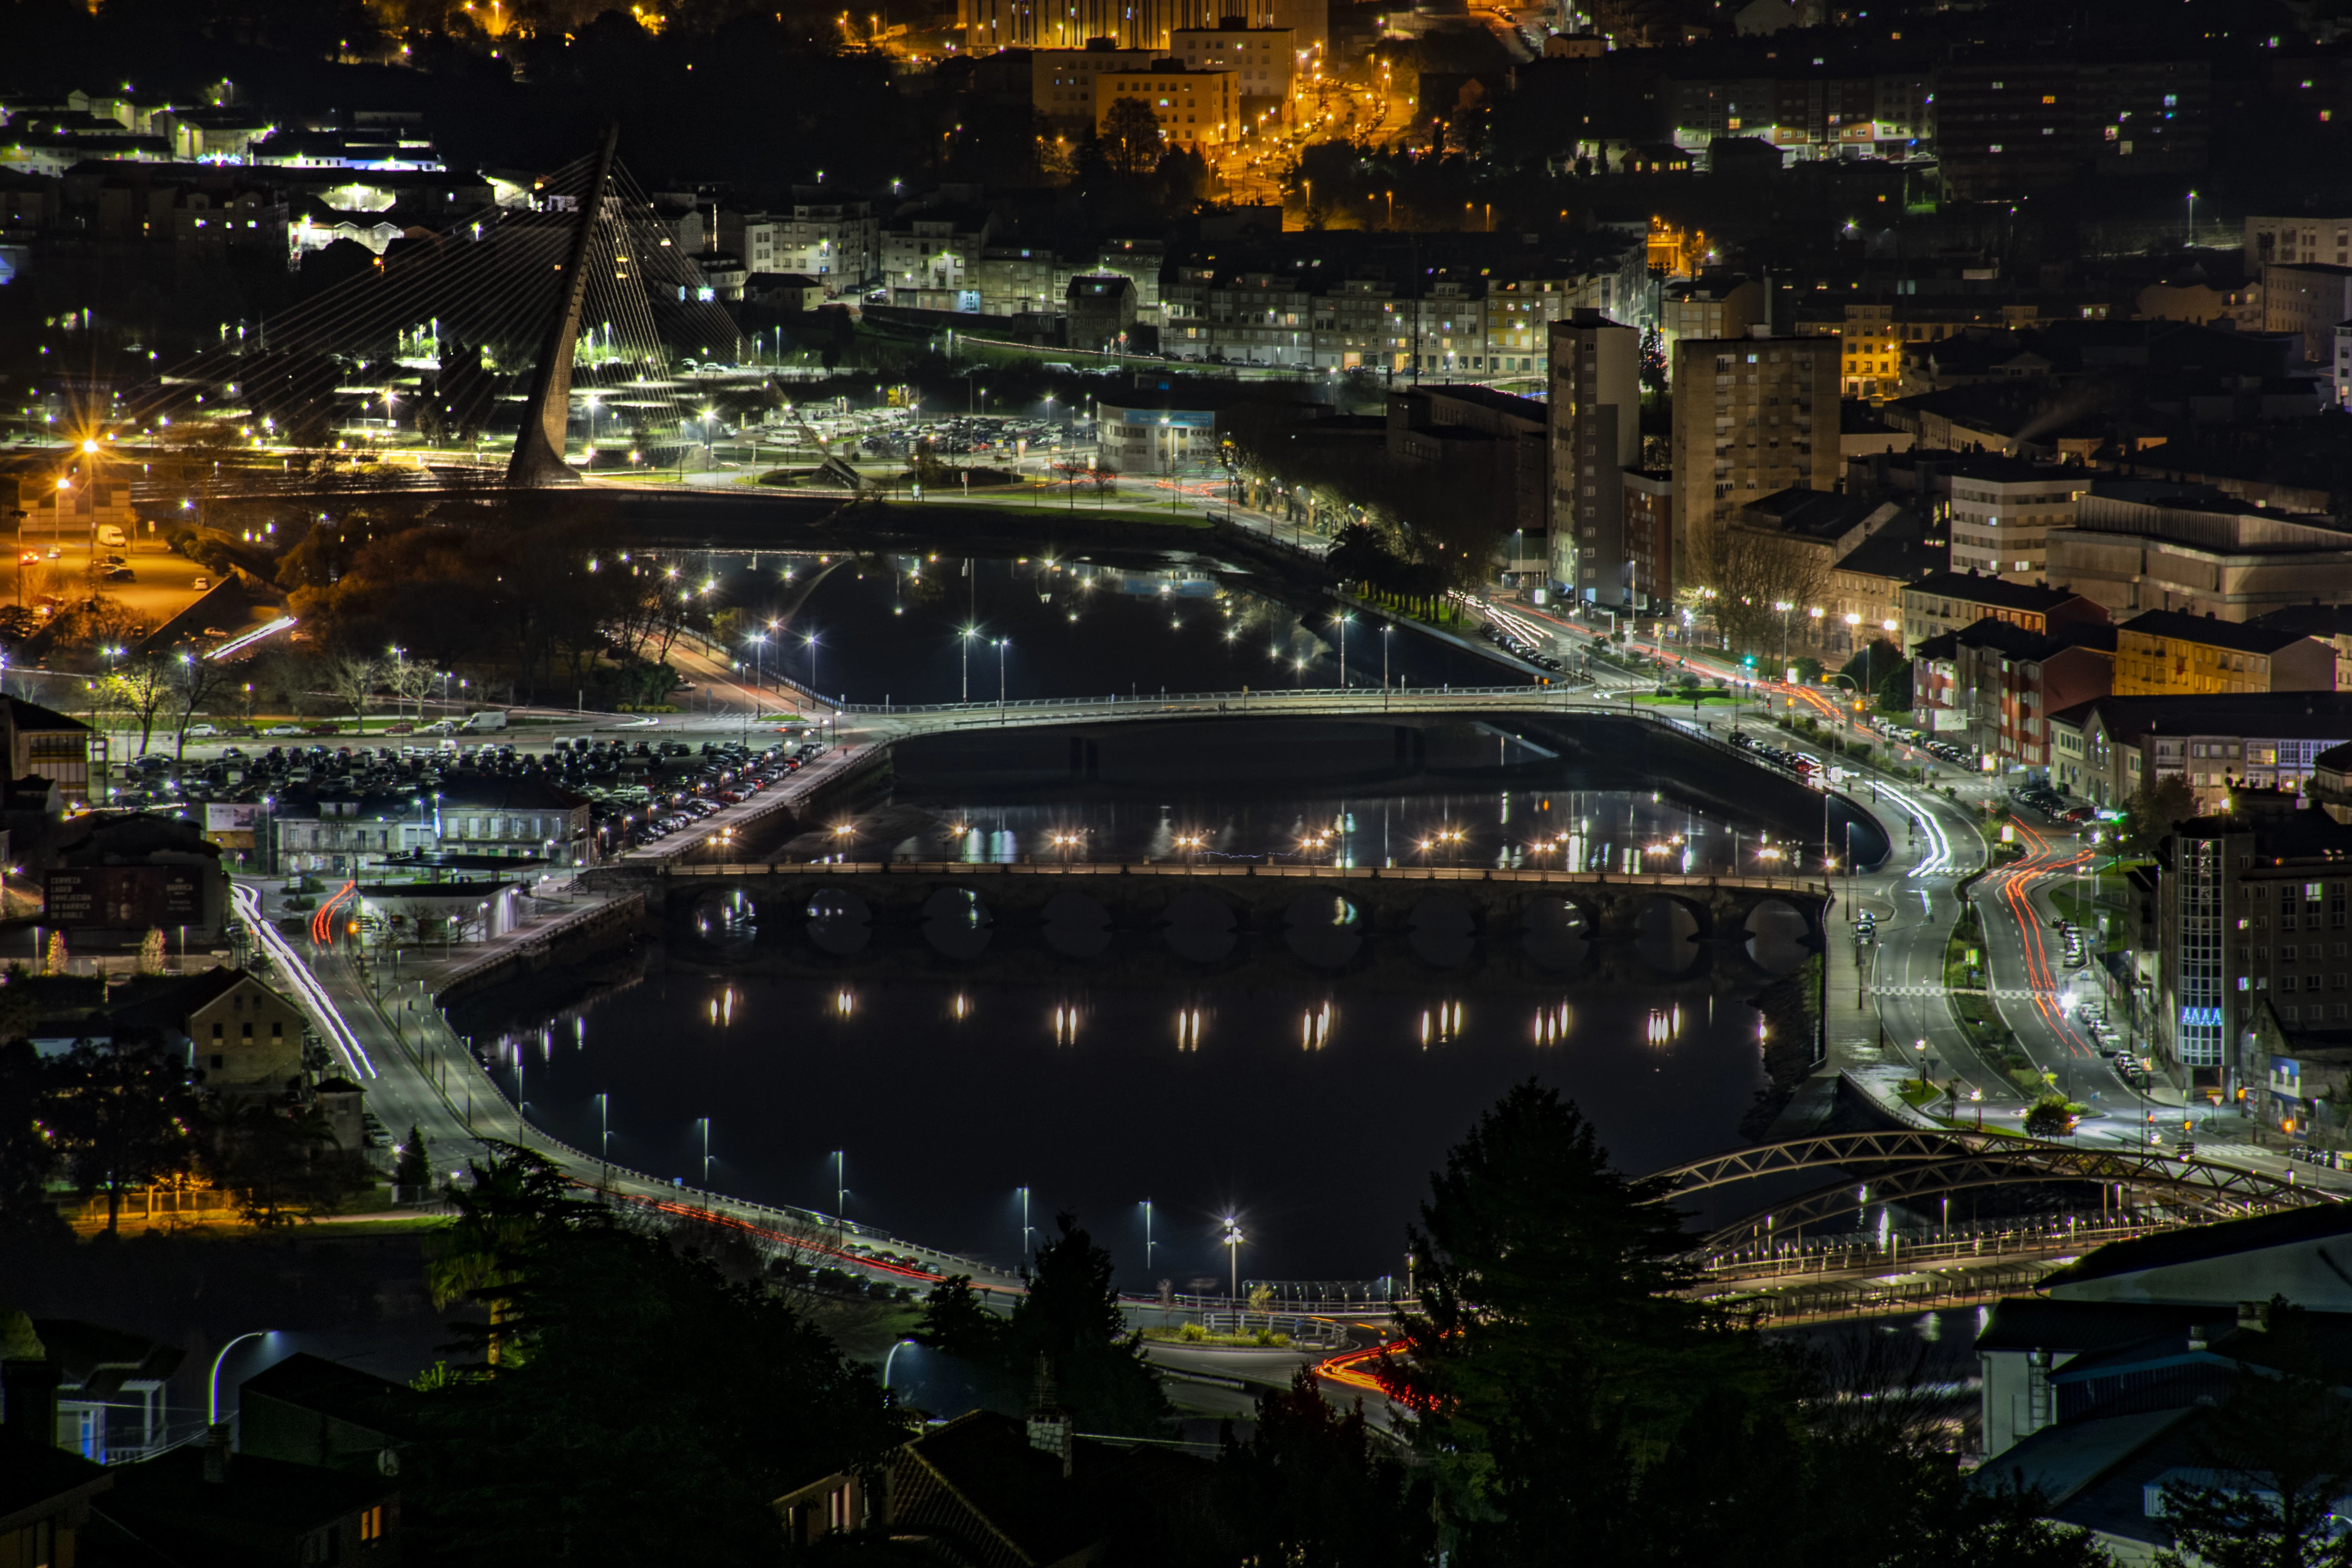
[1645,1130,2340,1255]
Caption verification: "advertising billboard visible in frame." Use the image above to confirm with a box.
[44,867,205,927]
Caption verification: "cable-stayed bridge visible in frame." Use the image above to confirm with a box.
[124,127,742,489]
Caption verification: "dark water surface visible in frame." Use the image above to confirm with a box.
[712,551,1511,706]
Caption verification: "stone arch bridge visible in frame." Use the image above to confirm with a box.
[649,860,1829,950]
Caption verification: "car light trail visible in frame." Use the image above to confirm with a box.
[1316,1342,1395,1393]
[232,882,376,1078]
[207,616,296,660]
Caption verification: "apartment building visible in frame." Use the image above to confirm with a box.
[1660,273,1765,358]
[1033,46,1155,128]
[2262,262,2352,366]
[2246,214,2352,273]
[1624,469,1675,609]
[1171,23,1294,120]
[1826,509,1946,651]
[1161,250,1641,372]
[1898,568,2106,651]
[2154,790,2352,1076]
[1661,71,1934,161]
[1942,455,2085,581]
[1548,310,1639,604]
[1911,616,2114,763]
[2110,610,2335,697]
[2047,693,2352,816]
[1935,57,2209,201]
[1093,65,1239,149]
[1388,384,1549,573]
[1667,335,1839,595]
[2047,482,2352,622]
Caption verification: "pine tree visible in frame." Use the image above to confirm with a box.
[394,1124,431,1192]
[43,932,66,977]
[138,928,165,975]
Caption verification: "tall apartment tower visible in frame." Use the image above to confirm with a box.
[1547,309,1641,604]
[1668,334,1839,597]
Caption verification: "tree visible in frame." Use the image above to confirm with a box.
[1839,637,1912,713]
[1102,97,1164,178]
[45,1039,204,1236]
[138,928,165,975]
[100,649,174,757]
[1000,1213,1170,1436]
[327,654,383,731]
[0,1039,69,1240]
[207,1098,368,1227]
[405,1144,907,1564]
[915,1273,1003,1359]
[394,1123,431,1190]
[1380,1081,1786,1557]
[2023,1097,2076,1138]
[167,648,236,760]
[1689,525,1832,662]
[2160,1307,2352,1568]
[1216,1371,1437,1568]
[2120,774,2198,858]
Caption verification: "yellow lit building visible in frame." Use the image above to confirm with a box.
[1094,66,1239,149]
[2111,610,2336,697]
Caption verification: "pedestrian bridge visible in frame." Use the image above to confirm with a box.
[1650,1128,2337,1257]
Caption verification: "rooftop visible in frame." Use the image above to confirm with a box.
[2117,609,2324,656]
[1903,569,2096,614]
[2048,692,2352,744]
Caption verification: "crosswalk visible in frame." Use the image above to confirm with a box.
[1872,984,2061,1001]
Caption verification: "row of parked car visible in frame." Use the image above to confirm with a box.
[1475,622,1565,672]
[615,740,826,848]
[2013,782,2101,826]
[1729,729,1823,785]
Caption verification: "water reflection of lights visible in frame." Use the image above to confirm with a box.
[1419,1000,1462,1047]
[708,988,738,1026]
[1301,1001,1331,1050]
[832,987,856,1017]
[1176,1007,1203,1051]
[1645,1005,1683,1046]
[951,993,971,1021]
[1053,1003,1081,1045]
[1533,1003,1571,1045]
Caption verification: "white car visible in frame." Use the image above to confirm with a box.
[183,724,221,739]
[264,723,307,736]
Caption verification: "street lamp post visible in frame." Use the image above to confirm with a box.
[1335,612,1349,689]
[698,1117,711,1187]
[883,1339,918,1389]
[209,1330,272,1426]
[1018,1185,1033,1258]
[996,637,1009,720]
[1220,1215,1244,1305]
[961,626,977,703]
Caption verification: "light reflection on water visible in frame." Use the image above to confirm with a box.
[482,954,1780,1285]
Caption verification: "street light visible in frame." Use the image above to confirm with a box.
[960,625,978,702]
[883,1339,919,1389]
[1220,1215,1244,1302]
[209,1330,273,1426]
[698,1116,711,1186]
[995,636,1009,718]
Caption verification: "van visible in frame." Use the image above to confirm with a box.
[95,524,127,548]
[461,710,510,732]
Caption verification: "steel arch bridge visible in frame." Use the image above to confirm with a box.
[1646,1130,2340,1255]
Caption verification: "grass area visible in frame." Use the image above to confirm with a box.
[1630,690,1745,706]
[859,498,1215,529]
[1142,1324,1293,1349]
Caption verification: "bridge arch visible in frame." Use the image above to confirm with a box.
[1644,1130,2334,1257]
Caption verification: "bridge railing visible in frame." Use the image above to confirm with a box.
[1692,1210,2184,1281]
[653,859,1828,895]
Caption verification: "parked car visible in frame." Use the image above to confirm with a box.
[264,723,307,736]
[182,723,222,739]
